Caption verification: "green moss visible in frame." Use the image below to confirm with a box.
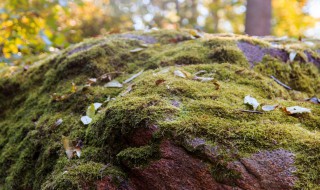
[208,47,248,66]
[41,162,125,190]
[255,55,320,95]
[0,29,319,189]
[116,145,158,167]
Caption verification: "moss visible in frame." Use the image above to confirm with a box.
[254,55,320,95]
[41,162,125,190]
[208,47,248,66]
[116,145,158,167]
[0,29,319,189]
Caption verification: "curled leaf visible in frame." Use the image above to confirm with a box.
[139,43,149,47]
[62,136,73,159]
[81,116,92,125]
[289,52,297,62]
[174,70,186,78]
[194,70,207,76]
[305,96,320,104]
[71,82,77,93]
[155,79,166,86]
[262,105,278,112]
[193,76,214,82]
[53,118,63,127]
[93,103,102,110]
[62,136,83,159]
[104,80,123,88]
[285,106,311,114]
[123,70,143,84]
[86,104,95,118]
[130,48,144,53]
[213,80,220,90]
[86,78,97,86]
[244,95,259,111]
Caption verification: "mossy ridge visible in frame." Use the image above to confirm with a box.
[255,55,320,95]
[0,29,319,189]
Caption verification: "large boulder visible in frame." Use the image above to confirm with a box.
[0,29,319,190]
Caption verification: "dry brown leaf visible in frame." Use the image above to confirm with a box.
[155,79,166,86]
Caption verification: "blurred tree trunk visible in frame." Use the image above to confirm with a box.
[212,0,219,32]
[245,0,271,36]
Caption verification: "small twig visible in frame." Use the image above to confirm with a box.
[238,109,263,114]
[270,75,292,90]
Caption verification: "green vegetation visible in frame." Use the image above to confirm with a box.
[0,29,319,189]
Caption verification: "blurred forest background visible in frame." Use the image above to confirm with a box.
[1,0,320,67]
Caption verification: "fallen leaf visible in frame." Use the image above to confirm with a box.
[62,136,73,159]
[139,43,149,47]
[193,76,214,82]
[104,96,111,103]
[93,103,102,110]
[158,68,170,74]
[174,70,186,78]
[262,105,278,112]
[194,70,207,76]
[130,48,144,53]
[74,139,83,158]
[87,78,97,86]
[62,136,83,159]
[155,79,166,85]
[289,52,297,62]
[104,80,123,88]
[51,93,70,102]
[188,29,204,38]
[53,118,63,127]
[81,116,92,125]
[99,74,111,81]
[71,82,77,93]
[244,95,260,111]
[213,80,220,90]
[86,104,95,118]
[235,69,245,74]
[305,96,320,104]
[285,106,311,114]
[123,70,143,84]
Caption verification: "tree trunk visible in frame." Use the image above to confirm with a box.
[245,0,271,36]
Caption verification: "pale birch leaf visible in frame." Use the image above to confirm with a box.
[81,116,92,125]
[104,80,123,88]
[244,95,260,111]
[174,70,186,78]
[286,106,311,114]
[262,105,277,112]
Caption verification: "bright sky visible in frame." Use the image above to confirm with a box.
[305,0,320,38]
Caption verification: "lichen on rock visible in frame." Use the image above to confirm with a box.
[0,29,319,189]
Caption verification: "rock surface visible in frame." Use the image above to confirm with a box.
[0,29,319,189]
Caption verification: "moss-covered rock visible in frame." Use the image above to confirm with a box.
[0,29,319,189]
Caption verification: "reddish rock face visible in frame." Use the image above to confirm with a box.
[228,149,297,190]
[97,138,297,190]
[96,176,118,190]
[125,140,296,190]
[126,125,158,147]
[128,140,232,190]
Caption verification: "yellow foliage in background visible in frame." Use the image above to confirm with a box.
[273,0,316,37]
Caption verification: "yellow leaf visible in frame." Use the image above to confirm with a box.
[71,82,77,93]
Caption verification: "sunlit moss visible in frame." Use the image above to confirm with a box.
[0,29,319,189]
